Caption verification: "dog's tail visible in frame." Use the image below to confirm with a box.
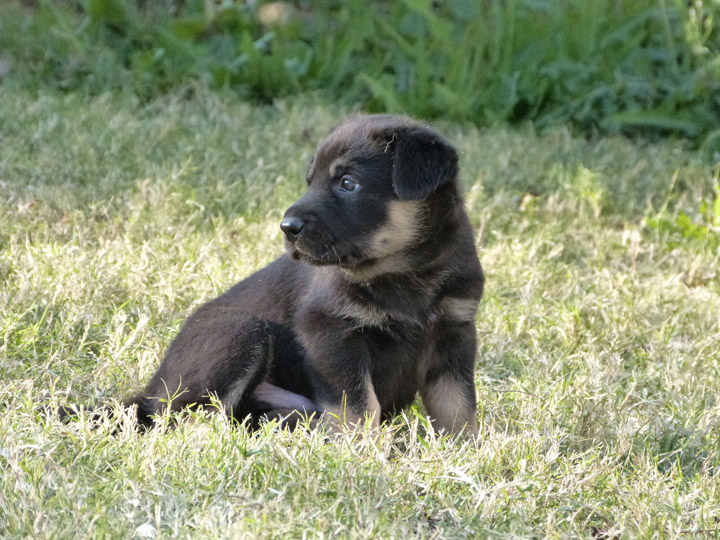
[55,394,155,430]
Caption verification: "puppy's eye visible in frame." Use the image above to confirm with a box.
[340,175,359,192]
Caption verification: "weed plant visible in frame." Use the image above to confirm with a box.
[1,0,719,148]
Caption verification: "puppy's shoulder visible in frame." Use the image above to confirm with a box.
[433,228,483,324]
[216,255,314,319]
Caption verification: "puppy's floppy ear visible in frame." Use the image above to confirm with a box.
[383,125,459,200]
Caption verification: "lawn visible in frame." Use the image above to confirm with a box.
[1,84,719,539]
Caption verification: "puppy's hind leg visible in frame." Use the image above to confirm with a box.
[217,323,278,419]
[56,314,278,429]
[132,313,277,425]
[243,382,319,430]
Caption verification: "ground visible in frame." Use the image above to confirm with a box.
[1,85,719,539]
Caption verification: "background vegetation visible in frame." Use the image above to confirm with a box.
[2,0,720,149]
[1,1,720,538]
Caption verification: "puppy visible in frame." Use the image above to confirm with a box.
[121,114,484,437]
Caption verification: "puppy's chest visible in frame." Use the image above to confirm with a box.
[332,297,433,331]
[333,289,476,332]
[365,329,427,413]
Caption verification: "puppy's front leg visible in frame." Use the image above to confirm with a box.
[298,313,380,430]
[320,372,381,430]
[421,321,479,438]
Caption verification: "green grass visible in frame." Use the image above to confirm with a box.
[1,84,720,538]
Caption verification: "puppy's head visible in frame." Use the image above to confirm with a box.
[281,115,458,277]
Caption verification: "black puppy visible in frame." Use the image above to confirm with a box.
[121,114,484,437]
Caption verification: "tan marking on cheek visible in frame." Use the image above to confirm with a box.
[440,297,479,322]
[368,200,421,258]
[422,375,478,438]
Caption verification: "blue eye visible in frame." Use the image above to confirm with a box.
[340,175,359,192]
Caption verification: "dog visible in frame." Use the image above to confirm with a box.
[116,114,484,437]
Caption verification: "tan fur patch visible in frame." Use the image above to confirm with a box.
[421,375,478,438]
[342,252,414,281]
[222,378,252,411]
[332,301,388,328]
[321,375,380,429]
[221,342,270,407]
[368,200,421,259]
[440,297,479,322]
[307,269,389,328]
[364,375,381,428]
[341,200,423,281]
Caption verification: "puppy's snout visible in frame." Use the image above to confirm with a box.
[280,216,305,242]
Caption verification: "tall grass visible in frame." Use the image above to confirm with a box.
[1,0,719,147]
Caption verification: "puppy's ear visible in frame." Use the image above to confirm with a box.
[383,126,459,200]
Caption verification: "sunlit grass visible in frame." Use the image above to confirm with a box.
[1,86,719,538]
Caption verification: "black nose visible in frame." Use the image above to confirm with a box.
[280,216,304,241]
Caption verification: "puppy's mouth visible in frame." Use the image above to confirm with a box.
[286,240,365,269]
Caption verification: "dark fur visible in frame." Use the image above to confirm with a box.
[97,115,484,436]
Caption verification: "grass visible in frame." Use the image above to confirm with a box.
[1,84,720,538]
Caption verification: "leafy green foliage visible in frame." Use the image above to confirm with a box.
[2,0,719,142]
[646,171,720,251]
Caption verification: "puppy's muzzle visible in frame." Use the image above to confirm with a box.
[280,216,304,242]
